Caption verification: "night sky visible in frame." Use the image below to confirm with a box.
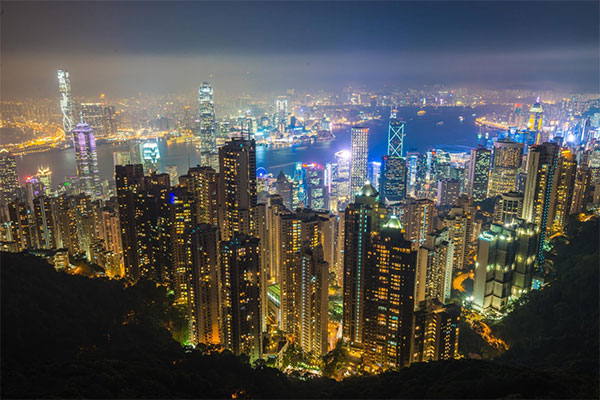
[1,1,598,98]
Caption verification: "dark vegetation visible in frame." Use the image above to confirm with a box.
[2,218,598,398]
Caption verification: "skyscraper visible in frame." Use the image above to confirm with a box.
[198,82,218,170]
[0,149,19,209]
[187,224,221,346]
[415,228,454,305]
[436,178,461,207]
[494,191,524,225]
[169,187,195,305]
[380,155,408,204]
[552,150,577,233]
[387,116,405,158]
[522,142,559,262]
[363,215,417,370]
[350,126,369,201]
[179,166,218,226]
[72,122,101,198]
[218,138,257,242]
[411,300,460,363]
[488,140,524,197]
[398,198,435,246]
[57,69,75,142]
[80,103,106,139]
[467,147,491,201]
[342,182,386,346]
[220,234,262,361]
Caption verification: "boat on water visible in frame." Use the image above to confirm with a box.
[436,121,444,126]
[417,110,426,116]
[458,116,464,122]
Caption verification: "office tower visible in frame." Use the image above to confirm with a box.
[220,234,262,361]
[198,82,218,170]
[169,187,195,305]
[179,166,218,226]
[115,165,171,283]
[367,161,381,190]
[72,122,101,198]
[388,117,406,158]
[427,149,451,182]
[494,191,524,225]
[363,216,417,370]
[380,155,408,204]
[334,149,351,201]
[103,106,118,136]
[36,167,52,196]
[141,141,160,173]
[511,220,538,300]
[488,140,524,197]
[467,147,491,201]
[80,103,105,139]
[415,228,454,305]
[411,300,460,363]
[32,196,59,250]
[350,126,369,201]
[187,224,221,346]
[473,220,537,313]
[276,171,293,211]
[528,101,543,134]
[275,97,288,125]
[0,149,19,208]
[218,138,257,242]
[522,142,559,262]
[294,163,329,210]
[342,182,386,346]
[297,245,329,356]
[57,69,75,140]
[398,198,435,246]
[436,178,461,207]
[552,150,577,232]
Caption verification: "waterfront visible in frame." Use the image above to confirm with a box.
[15,105,505,185]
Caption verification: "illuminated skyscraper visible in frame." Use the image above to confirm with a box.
[415,228,454,305]
[169,187,195,305]
[218,138,257,242]
[363,215,416,370]
[179,166,218,226]
[141,141,160,173]
[494,191,523,225]
[350,126,369,201]
[552,150,577,233]
[36,167,52,196]
[220,234,262,361]
[488,140,524,197]
[398,198,435,246]
[32,196,59,250]
[198,82,218,170]
[57,69,75,141]
[522,142,559,262]
[72,123,101,198]
[528,101,543,135]
[411,300,460,363]
[342,182,386,346]
[387,116,405,158]
[187,224,221,346]
[276,171,293,211]
[466,147,491,201]
[0,149,19,208]
[380,155,407,204]
[436,178,461,207]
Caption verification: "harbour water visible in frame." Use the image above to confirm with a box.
[15,105,504,185]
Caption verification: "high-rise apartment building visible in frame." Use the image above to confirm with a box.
[436,178,461,207]
[198,82,218,170]
[467,147,491,201]
[488,140,524,197]
[169,187,195,305]
[363,216,417,370]
[552,150,577,232]
[415,228,454,305]
[72,123,101,198]
[411,300,460,363]
[220,234,262,361]
[0,149,19,209]
[398,198,435,247]
[179,166,218,226]
[349,126,369,201]
[218,138,257,242]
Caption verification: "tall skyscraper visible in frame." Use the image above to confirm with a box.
[552,150,577,233]
[0,149,19,209]
[57,69,75,141]
[276,171,293,211]
[387,116,406,158]
[179,166,218,226]
[169,187,195,305]
[187,224,221,346]
[198,82,218,170]
[398,198,435,246]
[72,123,101,198]
[218,138,257,242]
[220,234,262,361]
[380,155,407,204]
[436,178,461,207]
[411,300,460,363]
[522,142,560,262]
[342,182,386,346]
[363,215,417,371]
[349,126,369,201]
[36,167,52,196]
[80,103,105,139]
[467,147,491,201]
[488,140,524,197]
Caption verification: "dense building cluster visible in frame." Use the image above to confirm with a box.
[1,73,599,374]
